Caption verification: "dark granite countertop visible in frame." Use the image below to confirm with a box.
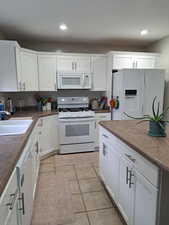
[100,120,169,172]
[0,111,58,197]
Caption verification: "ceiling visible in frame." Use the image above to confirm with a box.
[0,0,169,47]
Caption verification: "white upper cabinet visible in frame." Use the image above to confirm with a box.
[0,41,21,92]
[57,55,91,73]
[92,55,107,91]
[38,54,57,91]
[113,54,134,69]
[20,50,39,91]
[112,52,160,69]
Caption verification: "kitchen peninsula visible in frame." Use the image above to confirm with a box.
[99,120,169,225]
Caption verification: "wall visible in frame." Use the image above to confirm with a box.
[0,90,106,109]
[0,32,6,40]
[148,36,169,118]
[18,40,146,53]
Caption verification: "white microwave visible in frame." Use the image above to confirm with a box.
[57,73,92,89]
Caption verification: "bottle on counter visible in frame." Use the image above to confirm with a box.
[6,98,14,115]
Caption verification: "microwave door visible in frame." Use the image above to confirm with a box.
[59,75,83,89]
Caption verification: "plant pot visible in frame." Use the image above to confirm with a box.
[148,121,166,137]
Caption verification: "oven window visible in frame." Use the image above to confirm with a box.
[62,77,81,86]
[65,124,89,137]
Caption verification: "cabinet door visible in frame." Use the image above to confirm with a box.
[20,51,38,91]
[20,151,34,225]
[38,55,57,91]
[75,56,91,73]
[118,157,133,224]
[32,141,40,199]
[135,56,157,69]
[39,115,58,156]
[92,56,107,91]
[57,55,74,73]
[95,113,111,147]
[132,170,158,225]
[113,54,134,69]
[5,201,20,225]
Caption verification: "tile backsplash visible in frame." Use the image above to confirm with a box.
[0,91,106,108]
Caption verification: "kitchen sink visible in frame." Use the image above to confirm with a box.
[0,119,33,136]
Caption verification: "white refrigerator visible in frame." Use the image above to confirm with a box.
[112,69,165,120]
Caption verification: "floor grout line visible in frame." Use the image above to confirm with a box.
[73,164,92,225]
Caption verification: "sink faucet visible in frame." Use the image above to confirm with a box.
[0,111,11,120]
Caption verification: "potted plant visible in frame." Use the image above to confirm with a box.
[124,97,169,137]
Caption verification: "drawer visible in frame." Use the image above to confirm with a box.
[0,169,18,225]
[96,113,111,120]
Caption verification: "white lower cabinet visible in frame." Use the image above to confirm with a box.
[100,127,158,225]
[132,170,158,225]
[118,157,133,224]
[95,113,111,148]
[39,115,58,156]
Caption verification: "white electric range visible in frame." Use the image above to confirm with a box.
[58,97,95,154]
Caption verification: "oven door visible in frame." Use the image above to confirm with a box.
[59,117,95,144]
[57,74,83,89]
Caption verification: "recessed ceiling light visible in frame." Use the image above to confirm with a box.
[59,24,68,31]
[140,29,148,36]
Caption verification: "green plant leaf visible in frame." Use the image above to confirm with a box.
[159,107,169,119]
[159,122,165,130]
[157,102,160,117]
[152,96,157,118]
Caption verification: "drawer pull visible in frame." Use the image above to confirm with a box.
[125,154,136,163]
[103,134,109,139]
[6,190,18,210]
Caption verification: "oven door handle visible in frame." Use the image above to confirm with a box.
[59,117,95,122]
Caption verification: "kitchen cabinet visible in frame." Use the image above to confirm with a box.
[38,54,57,91]
[95,113,111,148]
[18,150,34,225]
[0,169,20,225]
[20,50,39,91]
[57,55,91,73]
[39,115,58,156]
[112,52,160,69]
[99,126,159,225]
[0,41,21,92]
[100,136,119,204]
[118,157,133,224]
[92,55,107,91]
[132,170,158,225]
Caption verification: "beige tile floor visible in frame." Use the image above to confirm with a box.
[31,152,125,225]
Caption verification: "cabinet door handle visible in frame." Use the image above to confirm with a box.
[129,171,134,188]
[102,134,109,139]
[23,82,26,91]
[75,62,77,71]
[54,82,57,90]
[35,142,39,154]
[19,81,22,91]
[19,193,25,215]
[72,62,74,71]
[103,144,106,156]
[126,167,130,184]
[95,121,96,129]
